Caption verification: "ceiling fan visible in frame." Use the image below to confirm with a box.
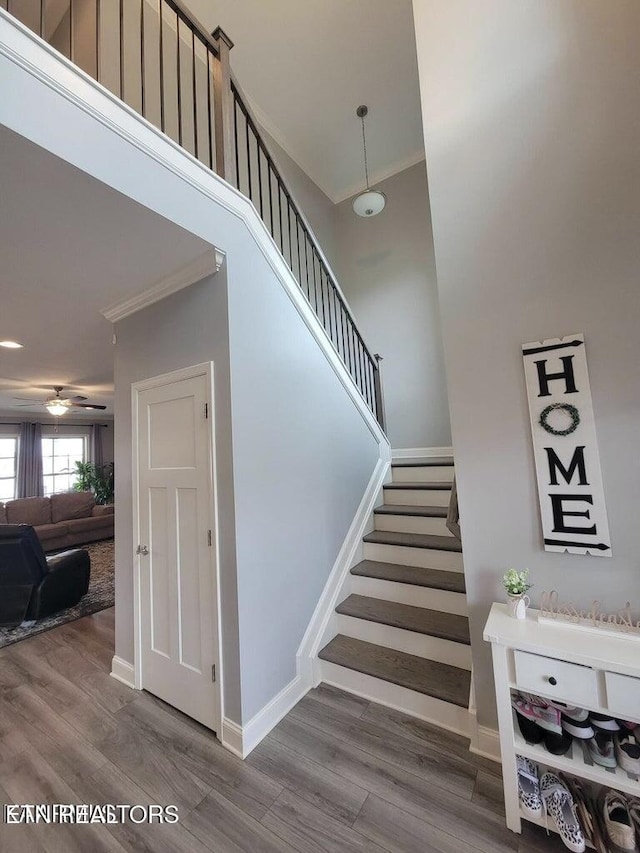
[13,386,107,416]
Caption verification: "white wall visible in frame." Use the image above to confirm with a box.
[335,162,451,449]
[413,0,640,726]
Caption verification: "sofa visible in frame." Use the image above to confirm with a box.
[0,492,113,553]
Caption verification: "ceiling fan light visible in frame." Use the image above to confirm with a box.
[352,190,386,217]
[45,401,69,416]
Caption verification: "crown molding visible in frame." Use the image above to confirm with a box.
[101,248,224,323]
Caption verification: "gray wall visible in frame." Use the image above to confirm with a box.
[114,262,380,725]
[225,241,380,722]
[413,0,640,726]
[114,273,241,719]
[335,162,451,449]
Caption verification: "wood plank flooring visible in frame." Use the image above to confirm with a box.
[0,607,565,852]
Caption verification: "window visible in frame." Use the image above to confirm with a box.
[0,437,17,501]
[42,436,86,496]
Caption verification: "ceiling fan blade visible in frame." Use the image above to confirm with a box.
[14,403,41,407]
[70,403,107,410]
[12,397,42,402]
[69,395,88,402]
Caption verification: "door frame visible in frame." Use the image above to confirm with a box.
[131,361,223,732]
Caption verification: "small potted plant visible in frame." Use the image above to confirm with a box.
[503,569,532,619]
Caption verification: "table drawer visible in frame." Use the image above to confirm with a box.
[605,672,640,722]
[514,650,598,707]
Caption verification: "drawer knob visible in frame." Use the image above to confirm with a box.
[548,676,557,686]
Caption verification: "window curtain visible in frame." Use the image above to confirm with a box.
[89,423,104,468]
[16,422,43,498]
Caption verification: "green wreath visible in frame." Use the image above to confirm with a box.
[539,403,580,436]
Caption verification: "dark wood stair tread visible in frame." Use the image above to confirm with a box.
[391,458,454,468]
[374,504,447,518]
[363,531,462,552]
[336,594,470,644]
[384,481,452,490]
[351,560,466,594]
[319,635,470,708]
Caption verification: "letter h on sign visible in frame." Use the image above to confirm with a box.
[522,334,611,557]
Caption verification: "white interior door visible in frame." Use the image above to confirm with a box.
[135,366,220,732]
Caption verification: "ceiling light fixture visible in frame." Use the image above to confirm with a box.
[0,340,23,349]
[44,389,72,417]
[352,105,386,218]
[45,400,70,416]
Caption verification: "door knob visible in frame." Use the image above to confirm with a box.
[136,545,149,556]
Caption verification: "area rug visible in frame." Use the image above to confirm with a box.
[0,539,114,649]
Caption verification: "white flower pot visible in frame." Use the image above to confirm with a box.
[507,593,530,619]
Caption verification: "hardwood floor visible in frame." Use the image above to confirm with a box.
[0,608,565,852]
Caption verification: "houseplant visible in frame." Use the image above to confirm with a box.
[74,461,114,505]
[503,568,532,619]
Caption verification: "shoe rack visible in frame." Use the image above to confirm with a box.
[484,602,640,836]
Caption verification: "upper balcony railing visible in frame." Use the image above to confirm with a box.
[2,0,385,429]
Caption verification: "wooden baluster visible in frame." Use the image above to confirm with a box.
[211,26,236,186]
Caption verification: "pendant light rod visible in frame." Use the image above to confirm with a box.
[357,104,370,190]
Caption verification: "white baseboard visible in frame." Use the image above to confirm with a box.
[220,670,311,759]
[220,718,244,758]
[296,452,391,685]
[392,446,454,460]
[110,655,136,689]
[468,707,501,763]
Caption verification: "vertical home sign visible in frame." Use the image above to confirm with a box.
[522,333,611,557]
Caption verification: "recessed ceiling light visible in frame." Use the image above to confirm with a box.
[0,340,23,349]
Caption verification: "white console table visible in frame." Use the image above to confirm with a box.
[484,602,640,835]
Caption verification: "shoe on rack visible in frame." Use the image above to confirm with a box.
[540,772,586,853]
[544,729,574,756]
[516,755,543,818]
[559,774,607,853]
[512,693,562,734]
[561,709,595,740]
[628,797,640,840]
[587,731,617,768]
[599,790,636,852]
[590,713,620,732]
[615,729,640,774]
[515,711,544,744]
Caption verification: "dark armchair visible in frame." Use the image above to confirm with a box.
[0,525,90,627]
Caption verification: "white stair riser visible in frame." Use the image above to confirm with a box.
[375,513,452,536]
[384,488,450,507]
[319,660,471,737]
[336,614,472,670]
[363,542,464,572]
[350,575,468,616]
[392,466,454,484]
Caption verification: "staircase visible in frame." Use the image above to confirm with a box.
[317,456,471,736]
